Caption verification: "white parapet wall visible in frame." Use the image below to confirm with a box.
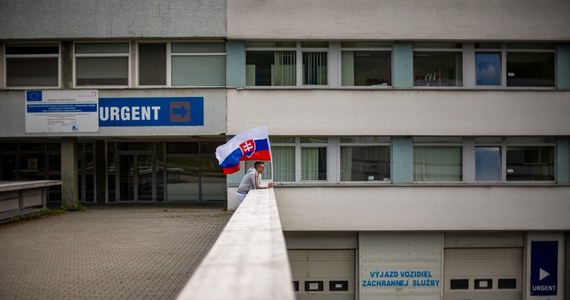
[176,188,294,300]
[275,185,570,231]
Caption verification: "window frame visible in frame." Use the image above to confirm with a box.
[339,138,391,183]
[339,43,392,88]
[169,40,227,88]
[245,42,329,88]
[413,138,464,183]
[473,137,556,183]
[474,43,556,89]
[413,43,464,88]
[136,41,169,87]
[4,41,61,89]
[73,41,131,88]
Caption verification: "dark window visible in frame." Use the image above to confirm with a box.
[450,279,469,290]
[139,43,166,85]
[498,278,517,289]
[506,146,554,181]
[246,51,296,86]
[507,52,555,87]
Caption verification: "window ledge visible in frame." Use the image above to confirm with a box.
[270,182,566,188]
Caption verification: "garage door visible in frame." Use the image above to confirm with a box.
[289,249,355,300]
[444,248,523,300]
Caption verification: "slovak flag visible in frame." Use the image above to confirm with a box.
[215,126,272,174]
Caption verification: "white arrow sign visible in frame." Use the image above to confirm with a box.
[539,268,550,281]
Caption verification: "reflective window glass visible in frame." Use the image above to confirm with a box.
[341,146,390,181]
[476,52,501,86]
[342,51,391,86]
[506,52,555,87]
[414,52,463,87]
[506,146,554,181]
[246,51,296,86]
[475,147,501,181]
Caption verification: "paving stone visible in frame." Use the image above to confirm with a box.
[0,205,232,300]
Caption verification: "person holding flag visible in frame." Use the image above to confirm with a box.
[235,161,274,203]
[215,126,274,204]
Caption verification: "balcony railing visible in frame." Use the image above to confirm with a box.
[176,188,294,300]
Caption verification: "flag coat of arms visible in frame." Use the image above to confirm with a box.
[215,126,272,174]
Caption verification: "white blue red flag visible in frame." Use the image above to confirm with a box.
[215,126,272,174]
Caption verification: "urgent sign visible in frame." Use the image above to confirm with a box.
[99,97,203,127]
[530,241,558,296]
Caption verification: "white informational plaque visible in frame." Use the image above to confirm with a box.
[25,90,99,133]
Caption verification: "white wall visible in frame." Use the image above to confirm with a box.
[274,186,570,231]
[227,89,570,136]
[228,0,570,40]
[0,0,226,39]
[0,89,226,138]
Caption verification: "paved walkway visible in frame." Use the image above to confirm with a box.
[0,205,232,300]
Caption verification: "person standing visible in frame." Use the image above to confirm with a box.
[236,161,274,204]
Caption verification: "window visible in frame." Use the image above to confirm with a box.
[139,43,166,86]
[507,52,555,87]
[5,43,59,87]
[341,42,391,86]
[171,42,226,86]
[414,43,463,87]
[475,146,501,181]
[267,137,297,182]
[75,42,129,86]
[414,138,463,182]
[506,146,554,181]
[301,137,327,181]
[476,52,501,86]
[340,137,390,181]
[473,137,555,182]
[246,45,296,86]
[245,41,328,87]
[267,137,328,182]
[475,43,556,88]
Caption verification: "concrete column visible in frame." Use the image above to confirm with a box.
[391,137,413,183]
[392,42,413,88]
[61,137,79,208]
[95,141,107,204]
[226,40,245,88]
[556,44,570,89]
[61,41,73,89]
[557,137,570,184]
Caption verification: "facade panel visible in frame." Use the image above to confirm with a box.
[228,0,570,40]
[0,0,226,39]
[227,90,570,136]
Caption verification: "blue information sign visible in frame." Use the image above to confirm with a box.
[530,241,558,296]
[99,97,204,127]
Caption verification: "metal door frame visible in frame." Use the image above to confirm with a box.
[115,151,156,202]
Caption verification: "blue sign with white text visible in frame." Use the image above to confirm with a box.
[530,241,558,296]
[99,97,204,127]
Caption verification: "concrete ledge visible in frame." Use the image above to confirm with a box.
[176,188,294,300]
[0,180,62,192]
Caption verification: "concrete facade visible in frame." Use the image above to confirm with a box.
[0,0,226,39]
[227,0,570,40]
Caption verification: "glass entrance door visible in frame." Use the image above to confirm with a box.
[118,153,154,202]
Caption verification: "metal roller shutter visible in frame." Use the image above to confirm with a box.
[289,249,355,300]
[444,248,523,300]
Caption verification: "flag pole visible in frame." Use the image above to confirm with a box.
[265,126,274,182]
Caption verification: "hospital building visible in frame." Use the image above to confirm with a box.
[1,1,569,299]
